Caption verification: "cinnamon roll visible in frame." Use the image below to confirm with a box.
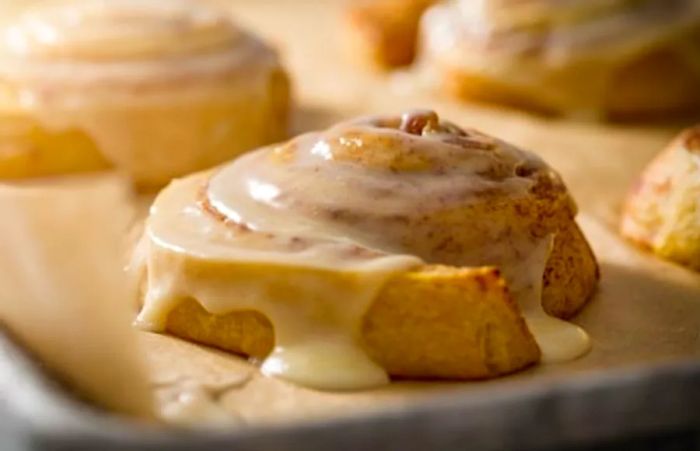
[347,0,700,119]
[134,110,598,390]
[621,125,700,271]
[0,0,290,188]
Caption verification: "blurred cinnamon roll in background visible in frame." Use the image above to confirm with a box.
[0,0,290,188]
[133,110,598,391]
[346,0,700,119]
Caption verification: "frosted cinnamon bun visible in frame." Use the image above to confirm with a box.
[134,110,598,390]
[0,0,290,188]
[621,125,700,270]
[347,0,700,118]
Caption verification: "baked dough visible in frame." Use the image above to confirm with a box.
[166,266,540,380]
[345,0,700,119]
[621,125,700,271]
[0,0,290,188]
[134,110,598,389]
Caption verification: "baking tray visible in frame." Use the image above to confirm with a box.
[2,330,699,451]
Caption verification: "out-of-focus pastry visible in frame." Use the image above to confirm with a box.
[344,0,437,68]
[133,110,598,390]
[621,125,700,270]
[346,0,700,119]
[0,0,290,188]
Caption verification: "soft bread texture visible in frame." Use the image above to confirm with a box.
[621,125,700,271]
[166,265,541,379]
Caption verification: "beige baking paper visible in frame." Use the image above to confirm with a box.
[0,175,153,419]
[1,0,698,427]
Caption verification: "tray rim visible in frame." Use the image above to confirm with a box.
[2,331,699,451]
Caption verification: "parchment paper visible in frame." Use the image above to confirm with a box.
[138,0,700,426]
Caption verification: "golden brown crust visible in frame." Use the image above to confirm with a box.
[362,266,540,379]
[166,265,541,380]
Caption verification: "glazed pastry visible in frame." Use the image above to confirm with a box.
[0,0,290,188]
[344,0,437,68]
[621,125,700,271]
[134,110,598,390]
[347,0,700,119]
